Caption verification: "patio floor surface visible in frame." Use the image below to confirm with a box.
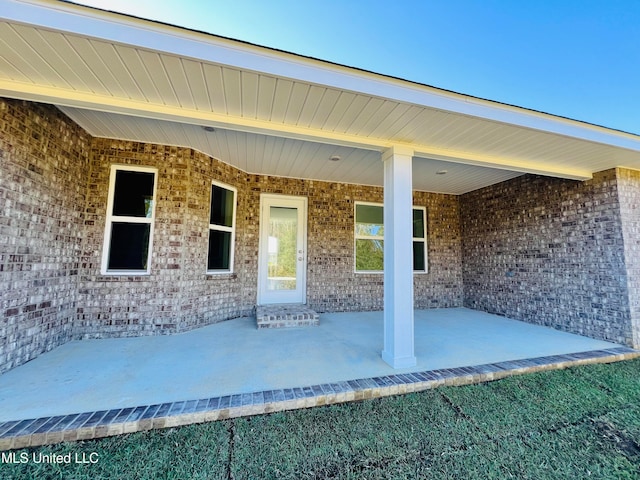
[0,307,638,450]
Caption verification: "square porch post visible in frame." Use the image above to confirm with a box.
[381,146,417,368]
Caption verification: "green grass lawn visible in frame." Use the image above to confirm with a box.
[2,359,639,479]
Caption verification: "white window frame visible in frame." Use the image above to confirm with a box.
[354,201,385,274]
[412,206,428,274]
[354,201,428,274]
[101,165,158,275]
[207,180,237,275]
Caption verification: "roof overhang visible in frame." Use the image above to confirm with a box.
[2,0,640,193]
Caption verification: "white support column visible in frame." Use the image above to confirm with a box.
[381,145,417,369]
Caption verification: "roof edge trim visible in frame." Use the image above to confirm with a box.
[3,0,640,151]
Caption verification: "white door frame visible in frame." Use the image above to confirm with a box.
[257,194,308,305]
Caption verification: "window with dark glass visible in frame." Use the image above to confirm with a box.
[412,207,427,272]
[102,166,156,274]
[208,182,236,272]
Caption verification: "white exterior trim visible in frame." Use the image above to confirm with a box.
[101,164,158,275]
[381,147,416,369]
[206,180,237,275]
[353,201,428,274]
[257,194,308,305]
[412,206,428,274]
[353,201,384,274]
[0,81,590,180]
[3,0,640,153]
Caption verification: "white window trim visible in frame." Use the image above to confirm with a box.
[353,201,428,274]
[412,206,428,274]
[207,180,237,275]
[101,164,158,276]
[354,201,385,274]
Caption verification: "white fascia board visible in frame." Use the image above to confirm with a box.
[3,0,640,153]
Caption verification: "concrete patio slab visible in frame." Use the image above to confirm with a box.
[0,308,624,423]
[1,308,639,450]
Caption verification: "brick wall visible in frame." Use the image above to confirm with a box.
[461,171,634,346]
[6,97,637,373]
[78,140,463,338]
[0,99,92,373]
[244,177,463,314]
[77,139,250,338]
[617,168,640,348]
[413,191,462,309]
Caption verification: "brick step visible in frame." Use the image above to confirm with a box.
[255,304,320,329]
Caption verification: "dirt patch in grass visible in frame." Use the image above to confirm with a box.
[593,419,640,460]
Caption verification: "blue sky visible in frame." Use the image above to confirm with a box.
[73,0,639,135]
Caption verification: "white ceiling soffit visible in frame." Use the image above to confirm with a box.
[60,107,524,194]
[2,0,640,184]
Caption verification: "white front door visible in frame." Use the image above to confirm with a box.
[258,194,307,305]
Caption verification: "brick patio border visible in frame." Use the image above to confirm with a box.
[1,346,638,451]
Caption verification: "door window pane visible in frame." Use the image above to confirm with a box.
[267,206,297,290]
